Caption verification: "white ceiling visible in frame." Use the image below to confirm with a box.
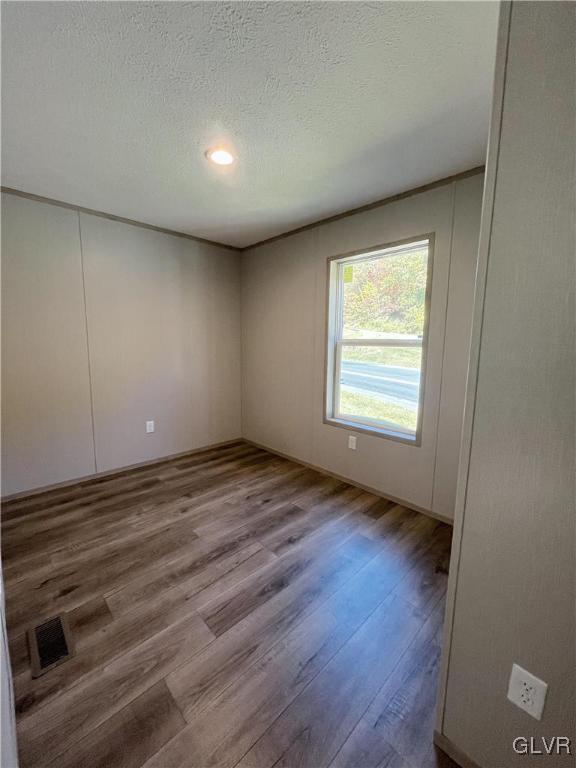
[1,2,499,248]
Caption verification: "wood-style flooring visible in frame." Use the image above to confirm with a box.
[2,441,457,768]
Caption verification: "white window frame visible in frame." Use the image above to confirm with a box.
[324,234,434,446]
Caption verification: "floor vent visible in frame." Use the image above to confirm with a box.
[28,614,74,678]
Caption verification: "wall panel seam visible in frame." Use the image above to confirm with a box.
[430,181,457,514]
[310,231,321,466]
[76,211,98,474]
[239,255,246,439]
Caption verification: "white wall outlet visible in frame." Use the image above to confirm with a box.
[507,663,548,720]
[145,420,155,434]
[348,435,357,450]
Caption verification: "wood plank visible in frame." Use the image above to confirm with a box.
[11,543,274,713]
[258,484,367,556]
[147,604,348,768]
[224,516,446,768]
[155,519,449,768]
[1,442,255,524]
[104,540,269,617]
[158,597,422,768]
[2,441,246,510]
[331,738,411,768]
[14,583,210,718]
[213,594,424,768]
[6,524,201,635]
[16,613,214,768]
[2,447,274,559]
[329,600,455,768]
[198,530,381,637]
[2,443,453,768]
[166,506,443,731]
[186,546,278,611]
[165,534,383,720]
[52,681,185,768]
[1,448,273,562]
[188,467,321,539]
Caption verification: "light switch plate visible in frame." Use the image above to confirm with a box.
[348,435,357,450]
[507,663,548,720]
[146,420,155,434]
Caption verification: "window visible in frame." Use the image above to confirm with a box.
[326,236,433,443]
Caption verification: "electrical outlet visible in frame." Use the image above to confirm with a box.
[507,663,548,720]
[145,420,155,434]
[348,435,357,450]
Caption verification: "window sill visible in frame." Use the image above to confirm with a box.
[324,416,421,446]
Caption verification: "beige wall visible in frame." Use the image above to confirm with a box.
[241,173,484,520]
[1,194,242,495]
[2,175,481,507]
[80,214,241,473]
[440,2,575,765]
[1,195,96,494]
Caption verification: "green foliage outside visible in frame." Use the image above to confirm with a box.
[339,390,416,432]
[343,249,428,337]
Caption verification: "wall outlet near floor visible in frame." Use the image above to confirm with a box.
[507,663,548,720]
[145,420,155,434]
[348,435,357,450]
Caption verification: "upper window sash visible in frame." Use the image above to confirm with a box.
[333,238,430,269]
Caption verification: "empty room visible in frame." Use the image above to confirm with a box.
[0,2,574,768]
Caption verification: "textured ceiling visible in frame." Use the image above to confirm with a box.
[1,2,498,247]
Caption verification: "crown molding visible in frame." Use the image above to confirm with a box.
[0,186,242,252]
[2,164,485,254]
[245,165,485,250]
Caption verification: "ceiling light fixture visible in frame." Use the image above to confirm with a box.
[205,147,235,166]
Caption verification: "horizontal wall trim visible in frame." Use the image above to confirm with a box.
[243,438,453,526]
[433,731,482,768]
[0,186,242,253]
[246,165,485,250]
[0,438,242,502]
[2,166,484,254]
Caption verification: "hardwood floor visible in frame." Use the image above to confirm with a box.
[2,442,457,768]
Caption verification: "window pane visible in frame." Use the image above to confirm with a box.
[337,345,422,436]
[341,243,429,340]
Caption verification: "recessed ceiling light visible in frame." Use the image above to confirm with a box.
[205,148,235,166]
